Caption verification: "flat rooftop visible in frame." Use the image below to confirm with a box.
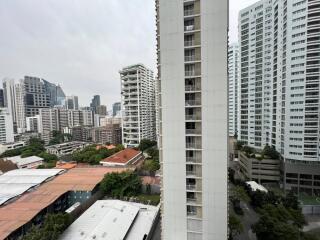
[0,167,126,240]
[60,200,159,240]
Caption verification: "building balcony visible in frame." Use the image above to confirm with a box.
[186,129,201,135]
[186,156,202,164]
[184,9,195,17]
[186,142,202,149]
[185,100,201,106]
[185,114,201,121]
[185,41,195,47]
[184,25,195,32]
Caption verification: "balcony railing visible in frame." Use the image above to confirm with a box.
[185,55,196,62]
[185,71,195,77]
[185,114,201,121]
[187,198,197,204]
[186,184,196,190]
[185,100,201,106]
[184,41,195,47]
[186,142,202,149]
[184,10,194,16]
[186,157,202,164]
[186,129,201,135]
[185,85,201,91]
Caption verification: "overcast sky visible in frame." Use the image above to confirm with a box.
[0,0,256,109]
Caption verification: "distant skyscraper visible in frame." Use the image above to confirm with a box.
[239,0,320,195]
[43,80,66,106]
[157,0,228,239]
[120,64,156,148]
[90,95,101,113]
[2,79,17,125]
[228,43,240,137]
[65,96,79,110]
[112,102,121,116]
[0,108,14,144]
[0,89,4,108]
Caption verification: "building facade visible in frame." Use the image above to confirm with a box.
[239,0,320,195]
[112,102,121,116]
[228,43,240,137]
[120,64,156,148]
[65,96,79,110]
[0,108,14,144]
[3,79,17,130]
[90,95,101,113]
[157,0,228,239]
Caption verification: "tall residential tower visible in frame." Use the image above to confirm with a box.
[120,64,156,148]
[156,0,228,239]
[228,43,240,137]
[239,0,320,195]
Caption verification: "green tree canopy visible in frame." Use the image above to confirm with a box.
[100,171,142,198]
[138,139,157,152]
[22,213,71,240]
[228,214,244,240]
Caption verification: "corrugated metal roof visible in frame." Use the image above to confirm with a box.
[0,169,64,206]
[60,200,159,240]
[0,167,126,239]
[6,156,43,167]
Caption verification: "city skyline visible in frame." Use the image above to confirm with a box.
[0,0,256,108]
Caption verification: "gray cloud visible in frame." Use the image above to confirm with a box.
[0,0,156,109]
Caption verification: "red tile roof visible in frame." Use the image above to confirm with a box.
[101,148,141,164]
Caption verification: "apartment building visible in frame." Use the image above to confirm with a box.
[0,108,14,144]
[39,108,94,143]
[228,43,240,137]
[239,0,320,195]
[65,95,79,110]
[156,0,228,239]
[120,64,156,148]
[2,79,16,124]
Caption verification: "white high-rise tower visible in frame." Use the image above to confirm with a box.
[120,64,156,148]
[156,0,228,239]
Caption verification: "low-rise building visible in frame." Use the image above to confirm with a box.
[4,155,44,169]
[60,200,160,240]
[46,141,90,157]
[100,148,144,167]
[0,141,26,154]
[0,167,127,239]
[239,151,281,184]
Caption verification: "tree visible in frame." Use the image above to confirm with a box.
[138,139,157,152]
[231,185,250,203]
[142,159,160,172]
[100,171,142,198]
[262,144,279,159]
[22,213,70,240]
[228,214,244,240]
[252,204,305,240]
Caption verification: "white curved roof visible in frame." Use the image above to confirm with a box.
[0,169,64,205]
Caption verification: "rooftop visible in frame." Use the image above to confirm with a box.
[100,148,142,165]
[0,167,126,239]
[0,169,64,206]
[60,200,159,240]
[5,156,43,167]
